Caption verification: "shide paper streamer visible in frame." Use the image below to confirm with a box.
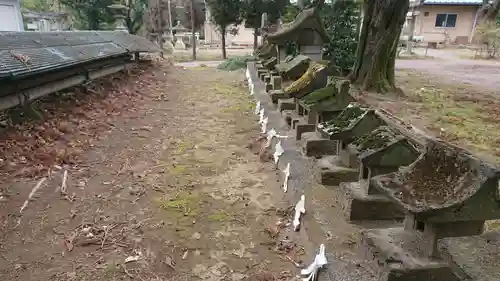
[293,194,305,231]
[301,244,327,281]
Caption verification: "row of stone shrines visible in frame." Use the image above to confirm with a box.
[252,51,500,281]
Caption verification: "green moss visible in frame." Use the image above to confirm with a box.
[352,126,397,152]
[217,56,254,71]
[158,192,201,216]
[320,103,366,134]
[301,85,336,106]
[208,210,230,222]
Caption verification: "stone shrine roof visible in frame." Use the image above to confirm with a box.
[266,8,329,44]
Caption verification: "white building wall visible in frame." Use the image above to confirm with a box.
[0,0,24,31]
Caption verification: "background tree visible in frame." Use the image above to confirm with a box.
[61,0,115,30]
[479,0,500,23]
[349,0,409,93]
[125,0,148,34]
[206,0,243,59]
[240,0,287,50]
[321,0,360,73]
[22,0,52,11]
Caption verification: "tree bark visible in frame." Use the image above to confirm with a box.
[253,28,258,50]
[221,27,227,59]
[349,0,409,93]
[479,0,500,22]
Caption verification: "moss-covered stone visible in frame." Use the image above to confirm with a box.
[301,85,336,106]
[275,55,311,80]
[283,61,327,97]
[352,126,398,153]
[318,103,367,135]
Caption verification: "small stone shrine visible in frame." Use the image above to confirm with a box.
[362,139,500,281]
[266,8,329,62]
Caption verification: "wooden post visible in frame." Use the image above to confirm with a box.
[191,0,197,60]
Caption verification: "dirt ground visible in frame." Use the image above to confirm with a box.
[0,62,313,280]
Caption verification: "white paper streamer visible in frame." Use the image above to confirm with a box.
[266,128,288,148]
[283,163,290,193]
[301,244,327,281]
[259,108,265,124]
[261,117,268,133]
[273,140,284,164]
[255,101,261,115]
[293,194,306,231]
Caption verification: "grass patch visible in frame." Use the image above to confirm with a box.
[208,210,231,222]
[158,191,201,216]
[396,70,500,160]
[217,56,254,71]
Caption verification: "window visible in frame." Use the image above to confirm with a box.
[424,12,429,17]
[435,13,457,28]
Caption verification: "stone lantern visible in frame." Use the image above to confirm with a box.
[108,1,129,32]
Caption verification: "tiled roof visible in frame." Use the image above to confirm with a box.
[423,0,483,5]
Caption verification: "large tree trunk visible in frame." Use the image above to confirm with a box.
[479,0,500,22]
[349,0,409,93]
[253,28,258,50]
[221,27,227,59]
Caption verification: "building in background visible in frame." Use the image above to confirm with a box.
[410,0,484,44]
[0,0,24,31]
[203,4,256,46]
[23,10,70,31]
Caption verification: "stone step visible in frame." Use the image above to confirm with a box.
[339,181,405,221]
[300,132,338,158]
[361,228,460,281]
[269,90,290,104]
[281,110,294,127]
[278,98,296,112]
[317,156,358,186]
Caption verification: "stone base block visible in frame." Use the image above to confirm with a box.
[278,98,295,112]
[300,132,338,158]
[265,83,272,92]
[295,123,315,141]
[281,110,294,127]
[269,90,289,104]
[361,228,460,281]
[340,181,405,221]
[317,156,358,186]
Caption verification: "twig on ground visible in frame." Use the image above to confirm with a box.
[20,177,47,214]
[60,170,68,194]
[101,224,117,248]
[121,263,134,278]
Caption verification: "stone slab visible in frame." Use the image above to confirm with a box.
[278,98,295,112]
[340,181,405,221]
[281,110,294,127]
[439,231,500,281]
[317,156,358,186]
[269,90,290,104]
[361,228,460,281]
[295,123,315,141]
[300,132,338,158]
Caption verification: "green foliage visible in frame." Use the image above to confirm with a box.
[126,0,148,34]
[22,0,51,11]
[281,1,360,72]
[241,0,286,30]
[217,56,254,71]
[207,0,243,31]
[61,0,115,30]
[322,1,360,72]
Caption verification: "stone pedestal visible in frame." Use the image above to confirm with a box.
[361,228,460,281]
[269,90,289,104]
[300,132,338,158]
[277,98,295,112]
[317,156,358,186]
[271,76,282,90]
[340,181,405,221]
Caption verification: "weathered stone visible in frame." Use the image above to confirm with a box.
[264,75,271,84]
[295,123,315,141]
[275,55,311,80]
[269,90,289,104]
[300,132,337,158]
[361,228,460,281]
[271,76,282,90]
[340,181,405,221]
[317,156,358,186]
[277,98,295,112]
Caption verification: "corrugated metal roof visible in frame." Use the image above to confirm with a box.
[423,0,483,5]
[0,31,161,79]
